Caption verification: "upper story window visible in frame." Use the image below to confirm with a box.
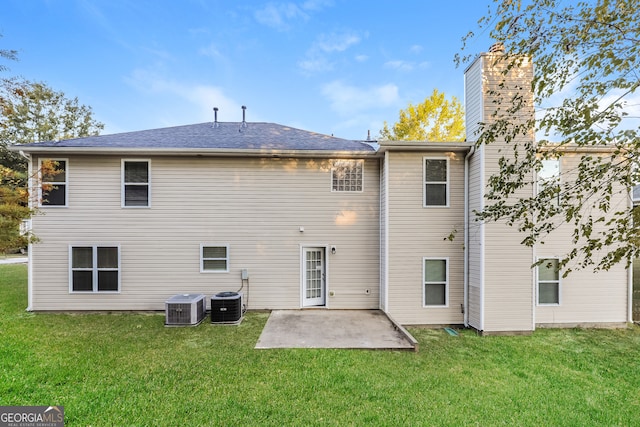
[424,157,448,207]
[332,160,363,192]
[40,159,67,207]
[538,159,560,205]
[122,160,150,207]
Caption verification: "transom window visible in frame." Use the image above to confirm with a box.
[122,160,150,207]
[538,258,560,305]
[332,160,363,192]
[424,158,448,207]
[423,258,448,307]
[40,159,67,207]
[70,246,120,292]
[201,245,229,273]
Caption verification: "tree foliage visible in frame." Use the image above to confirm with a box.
[379,89,465,141]
[0,161,60,254]
[0,79,104,171]
[457,0,640,273]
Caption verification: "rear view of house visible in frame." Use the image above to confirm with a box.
[13,47,633,333]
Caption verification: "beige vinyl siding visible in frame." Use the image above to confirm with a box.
[379,153,388,311]
[481,142,535,333]
[29,155,380,311]
[535,154,629,325]
[385,151,465,325]
[464,57,483,142]
[466,52,536,333]
[467,147,484,329]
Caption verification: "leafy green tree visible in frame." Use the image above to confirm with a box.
[379,89,465,141]
[1,79,104,171]
[457,0,640,273]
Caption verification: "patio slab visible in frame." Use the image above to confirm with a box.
[255,310,417,351]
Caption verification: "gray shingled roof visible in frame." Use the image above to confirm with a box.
[15,122,376,154]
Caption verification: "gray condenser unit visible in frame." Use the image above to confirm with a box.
[165,293,207,326]
[211,291,244,324]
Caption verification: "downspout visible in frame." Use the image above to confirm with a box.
[463,146,475,327]
[629,194,635,323]
[19,150,34,312]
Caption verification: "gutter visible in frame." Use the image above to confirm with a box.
[9,146,380,159]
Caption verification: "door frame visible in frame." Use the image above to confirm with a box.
[300,245,329,308]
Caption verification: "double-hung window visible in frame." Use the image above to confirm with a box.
[70,246,120,292]
[538,258,560,305]
[40,159,67,207]
[538,159,560,205]
[424,158,448,207]
[423,258,448,307]
[201,245,229,273]
[122,160,150,207]
[332,160,363,192]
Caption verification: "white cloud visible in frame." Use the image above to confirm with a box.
[254,2,308,31]
[124,69,242,125]
[302,0,334,11]
[198,42,225,60]
[410,44,423,54]
[354,54,368,62]
[298,56,334,73]
[384,60,414,72]
[384,60,430,72]
[316,31,361,53]
[298,30,365,74]
[321,80,399,115]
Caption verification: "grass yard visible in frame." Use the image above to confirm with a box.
[2,264,640,426]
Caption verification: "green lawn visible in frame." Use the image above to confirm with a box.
[2,264,640,426]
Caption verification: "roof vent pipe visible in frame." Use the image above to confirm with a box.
[213,107,220,128]
[241,105,248,128]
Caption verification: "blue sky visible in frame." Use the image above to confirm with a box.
[2,0,493,140]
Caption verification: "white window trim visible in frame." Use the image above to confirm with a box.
[422,257,449,308]
[200,244,230,273]
[69,244,121,293]
[423,156,449,208]
[536,257,561,306]
[38,158,68,208]
[121,159,151,208]
[331,159,364,192]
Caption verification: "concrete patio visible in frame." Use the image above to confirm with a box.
[255,310,418,351]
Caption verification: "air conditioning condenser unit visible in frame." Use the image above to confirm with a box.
[211,291,244,324]
[165,293,207,326]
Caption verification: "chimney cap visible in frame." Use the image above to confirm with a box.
[489,42,505,53]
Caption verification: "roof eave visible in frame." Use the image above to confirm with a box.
[11,146,379,158]
[378,141,472,153]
